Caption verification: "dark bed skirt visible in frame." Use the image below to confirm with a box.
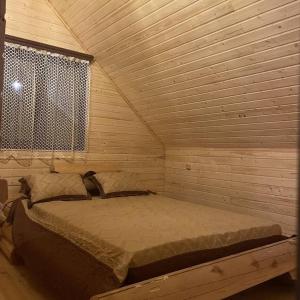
[12,201,287,300]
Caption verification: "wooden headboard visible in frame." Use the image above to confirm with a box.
[0,179,8,204]
[54,160,122,174]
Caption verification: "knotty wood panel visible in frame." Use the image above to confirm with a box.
[1,0,164,201]
[4,0,298,236]
[49,0,300,147]
[165,147,298,235]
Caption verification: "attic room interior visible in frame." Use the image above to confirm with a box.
[0,0,298,299]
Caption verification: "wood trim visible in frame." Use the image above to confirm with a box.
[4,34,94,62]
[91,238,296,300]
[0,0,6,150]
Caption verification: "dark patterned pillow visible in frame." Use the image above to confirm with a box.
[82,171,100,196]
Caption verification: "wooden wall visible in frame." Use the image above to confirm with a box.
[49,0,300,147]
[1,0,164,200]
[49,0,299,234]
[49,0,300,232]
[2,0,298,233]
[165,148,297,235]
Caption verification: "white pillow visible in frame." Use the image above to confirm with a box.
[25,173,89,207]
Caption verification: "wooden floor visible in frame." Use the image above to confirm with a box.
[0,252,295,300]
[227,276,295,300]
[0,252,56,300]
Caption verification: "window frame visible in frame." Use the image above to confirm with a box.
[1,37,93,154]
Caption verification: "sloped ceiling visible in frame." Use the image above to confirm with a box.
[49,0,300,147]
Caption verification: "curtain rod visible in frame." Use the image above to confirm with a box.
[5,35,94,62]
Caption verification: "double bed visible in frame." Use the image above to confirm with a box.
[6,193,293,300]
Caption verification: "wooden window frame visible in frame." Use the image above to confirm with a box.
[4,35,94,62]
[0,0,6,146]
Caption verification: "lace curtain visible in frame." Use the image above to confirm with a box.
[0,42,90,167]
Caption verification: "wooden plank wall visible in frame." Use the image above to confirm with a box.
[1,0,164,201]
[48,0,299,234]
[4,0,298,233]
[165,148,297,235]
[49,0,300,148]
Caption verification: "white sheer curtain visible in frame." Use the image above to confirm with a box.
[0,42,90,167]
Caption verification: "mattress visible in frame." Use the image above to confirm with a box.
[11,195,284,300]
[22,195,281,281]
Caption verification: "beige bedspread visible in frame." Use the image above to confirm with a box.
[22,195,281,282]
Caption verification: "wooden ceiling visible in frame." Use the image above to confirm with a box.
[49,0,300,147]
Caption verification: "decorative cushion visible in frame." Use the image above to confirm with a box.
[25,174,90,208]
[92,172,152,198]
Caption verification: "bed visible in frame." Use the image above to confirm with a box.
[6,193,295,300]
[0,174,295,300]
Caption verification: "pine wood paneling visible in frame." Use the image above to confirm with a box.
[6,0,83,51]
[1,0,164,201]
[49,0,300,147]
[3,0,297,236]
[165,148,298,235]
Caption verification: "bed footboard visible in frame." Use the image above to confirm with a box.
[91,238,296,300]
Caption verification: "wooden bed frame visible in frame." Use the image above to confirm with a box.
[54,164,297,299]
[0,177,296,299]
[91,237,296,300]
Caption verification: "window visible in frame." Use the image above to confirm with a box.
[1,42,90,152]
